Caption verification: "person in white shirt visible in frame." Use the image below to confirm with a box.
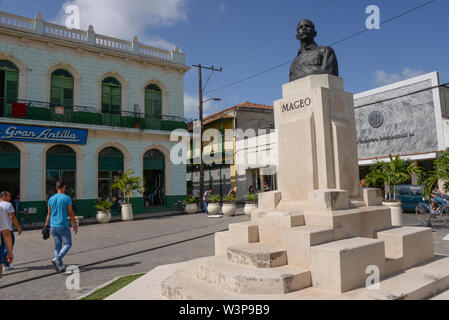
[0,191,21,271]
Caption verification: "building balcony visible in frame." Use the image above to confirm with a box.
[0,11,186,66]
[0,99,189,131]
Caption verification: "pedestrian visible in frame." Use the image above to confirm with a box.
[203,189,213,214]
[44,181,78,273]
[227,187,238,198]
[248,185,255,195]
[264,181,269,192]
[0,191,22,271]
[0,208,14,278]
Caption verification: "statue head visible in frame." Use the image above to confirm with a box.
[296,19,317,41]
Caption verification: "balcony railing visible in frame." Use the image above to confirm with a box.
[0,11,185,64]
[0,99,188,131]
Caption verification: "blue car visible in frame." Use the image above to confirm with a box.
[394,185,427,212]
[393,184,448,212]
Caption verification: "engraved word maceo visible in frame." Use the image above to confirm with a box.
[281,97,312,113]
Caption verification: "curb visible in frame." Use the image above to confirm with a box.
[76,272,146,300]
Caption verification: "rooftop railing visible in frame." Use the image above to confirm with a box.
[1,99,189,131]
[0,11,185,64]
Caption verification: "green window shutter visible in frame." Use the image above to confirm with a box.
[0,153,20,169]
[98,156,124,171]
[50,85,62,105]
[111,86,121,115]
[145,90,162,117]
[63,77,74,107]
[63,88,74,107]
[101,84,111,113]
[5,71,18,103]
[144,158,165,170]
[46,154,76,170]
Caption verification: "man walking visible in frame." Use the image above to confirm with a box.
[0,191,21,270]
[0,202,14,278]
[203,189,213,215]
[44,181,78,273]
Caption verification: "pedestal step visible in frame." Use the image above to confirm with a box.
[196,256,311,294]
[157,255,449,300]
[376,226,434,269]
[227,243,287,268]
[282,225,334,269]
[310,237,386,293]
[161,262,235,300]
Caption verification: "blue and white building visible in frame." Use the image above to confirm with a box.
[0,11,190,219]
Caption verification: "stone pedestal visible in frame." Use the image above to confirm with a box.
[158,75,439,299]
[272,75,360,210]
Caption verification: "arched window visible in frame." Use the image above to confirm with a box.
[0,60,19,117]
[50,69,74,107]
[46,145,76,199]
[98,147,124,202]
[144,84,162,118]
[143,148,165,208]
[101,77,121,115]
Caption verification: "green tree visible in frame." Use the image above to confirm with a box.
[366,154,424,201]
[111,170,144,204]
[420,148,449,200]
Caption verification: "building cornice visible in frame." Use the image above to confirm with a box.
[0,26,190,74]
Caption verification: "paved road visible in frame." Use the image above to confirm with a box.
[1,210,448,300]
[0,212,249,300]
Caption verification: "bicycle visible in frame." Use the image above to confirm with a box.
[415,199,449,225]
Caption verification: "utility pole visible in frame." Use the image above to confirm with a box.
[192,64,222,212]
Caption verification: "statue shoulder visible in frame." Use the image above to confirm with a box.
[317,45,336,55]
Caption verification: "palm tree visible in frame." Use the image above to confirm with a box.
[366,154,424,201]
[111,170,143,204]
[420,148,449,200]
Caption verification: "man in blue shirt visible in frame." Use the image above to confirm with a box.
[45,181,78,272]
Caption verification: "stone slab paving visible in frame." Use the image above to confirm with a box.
[0,211,249,300]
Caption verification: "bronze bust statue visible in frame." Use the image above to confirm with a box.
[289,19,339,82]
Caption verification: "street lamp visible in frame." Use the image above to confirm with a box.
[199,97,221,212]
[203,97,222,104]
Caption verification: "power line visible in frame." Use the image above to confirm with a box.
[205,0,438,95]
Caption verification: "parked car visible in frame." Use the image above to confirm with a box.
[393,185,427,212]
[392,184,448,212]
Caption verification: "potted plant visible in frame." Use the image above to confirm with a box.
[112,169,144,221]
[222,195,237,216]
[244,193,258,217]
[185,195,197,214]
[207,194,221,215]
[366,154,423,226]
[95,199,113,224]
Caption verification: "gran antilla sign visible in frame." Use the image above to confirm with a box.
[281,97,312,113]
[0,124,88,144]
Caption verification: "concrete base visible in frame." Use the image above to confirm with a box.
[107,255,449,300]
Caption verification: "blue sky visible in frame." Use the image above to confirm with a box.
[1,0,448,119]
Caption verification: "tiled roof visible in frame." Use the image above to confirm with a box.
[187,101,273,131]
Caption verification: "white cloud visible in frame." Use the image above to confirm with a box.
[184,92,221,119]
[54,0,187,49]
[374,68,426,86]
